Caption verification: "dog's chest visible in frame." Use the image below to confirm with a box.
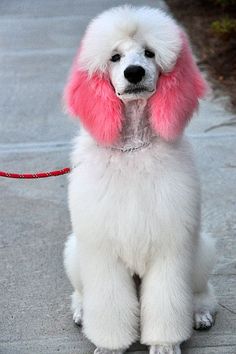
[93,150,163,276]
[71,144,162,276]
[70,133,197,277]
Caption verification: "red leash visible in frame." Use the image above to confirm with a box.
[0,167,71,179]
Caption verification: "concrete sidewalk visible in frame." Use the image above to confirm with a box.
[0,1,235,353]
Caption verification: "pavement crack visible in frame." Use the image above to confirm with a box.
[224,163,236,168]
[219,302,236,315]
[204,116,236,133]
[0,141,72,153]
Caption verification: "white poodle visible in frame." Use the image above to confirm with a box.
[63,6,217,354]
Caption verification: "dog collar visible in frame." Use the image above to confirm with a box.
[107,139,154,153]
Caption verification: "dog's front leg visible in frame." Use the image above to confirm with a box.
[140,249,193,353]
[80,248,139,353]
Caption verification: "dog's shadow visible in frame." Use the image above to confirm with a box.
[128,274,148,352]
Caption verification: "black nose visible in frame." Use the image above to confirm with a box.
[124,65,145,84]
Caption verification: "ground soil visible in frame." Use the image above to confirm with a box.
[166,0,236,111]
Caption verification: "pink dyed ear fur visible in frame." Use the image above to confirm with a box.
[65,32,207,144]
[64,59,123,145]
[149,32,208,141]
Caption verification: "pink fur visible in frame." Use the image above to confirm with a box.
[64,62,123,145]
[64,33,207,144]
[149,32,208,141]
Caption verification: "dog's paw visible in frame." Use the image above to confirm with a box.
[94,348,125,354]
[73,308,82,326]
[194,310,214,330]
[149,344,181,354]
[71,290,83,326]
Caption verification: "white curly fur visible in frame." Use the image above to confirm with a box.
[64,6,217,354]
[78,5,182,74]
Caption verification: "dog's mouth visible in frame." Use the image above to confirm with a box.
[118,86,155,96]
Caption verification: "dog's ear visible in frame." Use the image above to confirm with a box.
[64,55,123,145]
[149,32,208,141]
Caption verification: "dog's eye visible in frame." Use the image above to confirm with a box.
[110,53,121,62]
[144,49,155,58]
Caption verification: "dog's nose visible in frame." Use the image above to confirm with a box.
[124,65,145,84]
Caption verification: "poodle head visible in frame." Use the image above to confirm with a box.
[64,5,207,145]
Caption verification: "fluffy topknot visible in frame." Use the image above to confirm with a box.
[78,6,182,74]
